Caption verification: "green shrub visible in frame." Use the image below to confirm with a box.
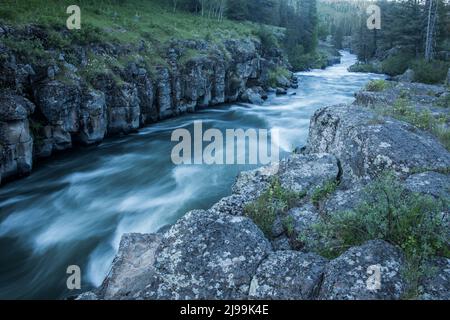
[311,180,338,206]
[244,177,305,238]
[412,59,450,84]
[304,173,449,296]
[255,26,279,50]
[384,98,450,150]
[348,63,379,73]
[365,79,389,92]
[268,67,291,88]
[381,54,413,76]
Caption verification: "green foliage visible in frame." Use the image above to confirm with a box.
[365,80,389,92]
[382,98,450,151]
[1,37,50,64]
[283,215,295,237]
[381,54,413,76]
[311,179,338,206]
[268,67,291,87]
[412,59,450,84]
[348,63,380,74]
[304,173,449,296]
[255,25,279,50]
[244,177,305,238]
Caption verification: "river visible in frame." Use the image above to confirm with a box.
[0,51,384,299]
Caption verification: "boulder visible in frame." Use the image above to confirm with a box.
[248,251,328,300]
[308,105,450,183]
[98,210,272,300]
[276,87,287,95]
[420,257,450,300]
[241,88,264,105]
[404,171,450,199]
[319,240,406,300]
[99,233,162,300]
[395,69,415,83]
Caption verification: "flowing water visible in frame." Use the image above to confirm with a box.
[0,51,384,299]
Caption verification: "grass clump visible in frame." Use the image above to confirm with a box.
[304,173,449,297]
[311,179,339,207]
[244,177,305,238]
[383,98,450,151]
[365,79,389,92]
[268,67,291,87]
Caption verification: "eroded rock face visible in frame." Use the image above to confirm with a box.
[318,240,406,300]
[308,105,450,183]
[249,251,328,300]
[92,74,140,135]
[0,30,291,185]
[78,89,107,145]
[0,90,35,182]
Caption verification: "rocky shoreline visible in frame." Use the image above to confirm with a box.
[0,24,300,185]
[79,81,450,300]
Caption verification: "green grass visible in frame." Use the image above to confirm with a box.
[244,177,305,239]
[365,79,389,92]
[373,98,450,151]
[311,179,339,207]
[0,0,258,45]
[268,67,291,87]
[303,172,449,298]
[392,99,450,151]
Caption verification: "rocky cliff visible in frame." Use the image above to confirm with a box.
[0,24,295,185]
[79,82,450,301]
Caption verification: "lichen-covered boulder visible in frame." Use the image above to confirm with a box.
[404,171,450,199]
[99,233,162,300]
[249,251,328,300]
[420,257,450,300]
[99,210,272,300]
[318,240,406,300]
[308,105,450,183]
[277,153,339,194]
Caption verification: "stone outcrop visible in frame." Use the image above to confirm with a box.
[318,240,406,300]
[0,25,293,184]
[248,251,328,300]
[307,104,450,183]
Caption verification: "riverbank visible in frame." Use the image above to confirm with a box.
[81,79,450,300]
[0,20,298,186]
